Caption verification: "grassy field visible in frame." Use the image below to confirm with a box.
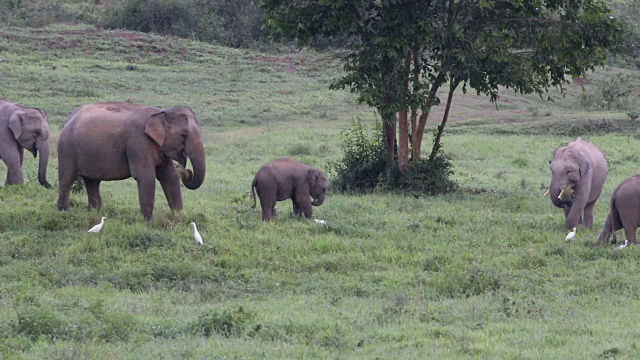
[2,25,640,359]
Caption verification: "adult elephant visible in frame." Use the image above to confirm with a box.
[57,102,206,220]
[251,158,327,221]
[0,99,51,188]
[548,137,608,234]
[596,174,640,246]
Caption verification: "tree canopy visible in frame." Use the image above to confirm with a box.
[263,0,624,178]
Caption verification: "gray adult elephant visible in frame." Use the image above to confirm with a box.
[548,137,608,232]
[251,158,327,221]
[57,102,206,220]
[0,99,51,188]
[596,174,640,246]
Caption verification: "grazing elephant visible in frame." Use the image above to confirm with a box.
[251,158,327,221]
[596,174,640,246]
[57,102,206,220]
[548,137,608,230]
[0,99,51,188]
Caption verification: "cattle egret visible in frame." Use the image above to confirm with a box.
[315,219,327,225]
[191,222,203,245]
[565,227,576,241]
[88,217,106,233]
[617,240,629,250]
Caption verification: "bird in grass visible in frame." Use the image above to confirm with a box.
[88,217,106,233]
[565,227,576,241]
[190,222,203,245]
[617,240,629,250]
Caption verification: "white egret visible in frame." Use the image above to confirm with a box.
[88,217,106,233]
[314,219,327,225]
[191,222,203,245]
[617,240,629,250]
[565,227,576,241]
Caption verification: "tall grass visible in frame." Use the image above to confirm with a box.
[1,25,640,358]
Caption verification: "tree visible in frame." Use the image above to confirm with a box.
[263,0,623,178]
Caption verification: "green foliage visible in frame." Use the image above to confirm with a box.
[579,72,639,110]
[403,150,458,195]
[101,0,264,47]
[327,119,388,192]
[188,307,254,337]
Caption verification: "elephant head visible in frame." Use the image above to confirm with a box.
[307,168,328,206]
[9,108,51,188]
[549,147,586,209]
[145,106,205,190]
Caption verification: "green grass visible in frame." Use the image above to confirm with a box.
[2,24,640,358]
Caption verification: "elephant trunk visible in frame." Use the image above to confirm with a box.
[181,138,205,190]
[36,137,51,188]
[549,183,572,209]
[311,193,325,206]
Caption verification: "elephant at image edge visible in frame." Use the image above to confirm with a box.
[56,102,206,220]
[0,99,51,188]
[548,137,608,229]
[251,158,327,221]
[596,174,640,246]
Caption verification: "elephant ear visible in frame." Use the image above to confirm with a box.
[145,112,167,147]
[8,110,24,139]
[307,169,320,189]
[578,150,590,176]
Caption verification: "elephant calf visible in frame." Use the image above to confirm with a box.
[596,174,640,246]
[548,137,608,230]
[251,158,327,221]
[0,99,51,188]
[57,102,206,220]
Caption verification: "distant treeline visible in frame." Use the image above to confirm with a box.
[0,0,639,58]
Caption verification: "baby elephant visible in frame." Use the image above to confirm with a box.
[596,174,640,246]
[251,158,327,221]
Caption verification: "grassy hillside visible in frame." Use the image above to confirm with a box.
[1,25,640,359]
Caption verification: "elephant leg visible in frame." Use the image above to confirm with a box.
[294,188,314,219]
[57,162,78,211]
[292,200,302,217]
[156,161,183,211]
[83,178,102,210]
[135,176,156,220]
[624,226,638,245]
[255,185,277,221]
[2,150,24,186]
[583,202,596,227]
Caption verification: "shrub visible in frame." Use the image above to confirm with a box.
[403,149,458,195]
[327,119,389,192]
[189,307,254,337]
[100,0,265,48]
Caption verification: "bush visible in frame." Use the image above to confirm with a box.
[189,307,254,338]
[578,72,637,111]
[100,0,265,48]
[327,119,389,192]
[329,119,458,195]
[403,150,458,195]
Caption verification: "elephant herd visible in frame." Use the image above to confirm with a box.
[0,99,327,222]
[2,99,638,245]
[548,136,640,246]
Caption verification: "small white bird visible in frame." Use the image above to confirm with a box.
[190,222,203,245]
[617,240,629,250]
[314,219,327,225]
[565,227,576,241]
[88,217,106,233]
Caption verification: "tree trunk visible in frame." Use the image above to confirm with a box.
[398,110,409,175]
[414,72,446,160]
[383,115,396,160]
[430,79,459,160]
[410,46,420,160]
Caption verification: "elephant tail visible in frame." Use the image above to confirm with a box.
[250,179,257,209]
